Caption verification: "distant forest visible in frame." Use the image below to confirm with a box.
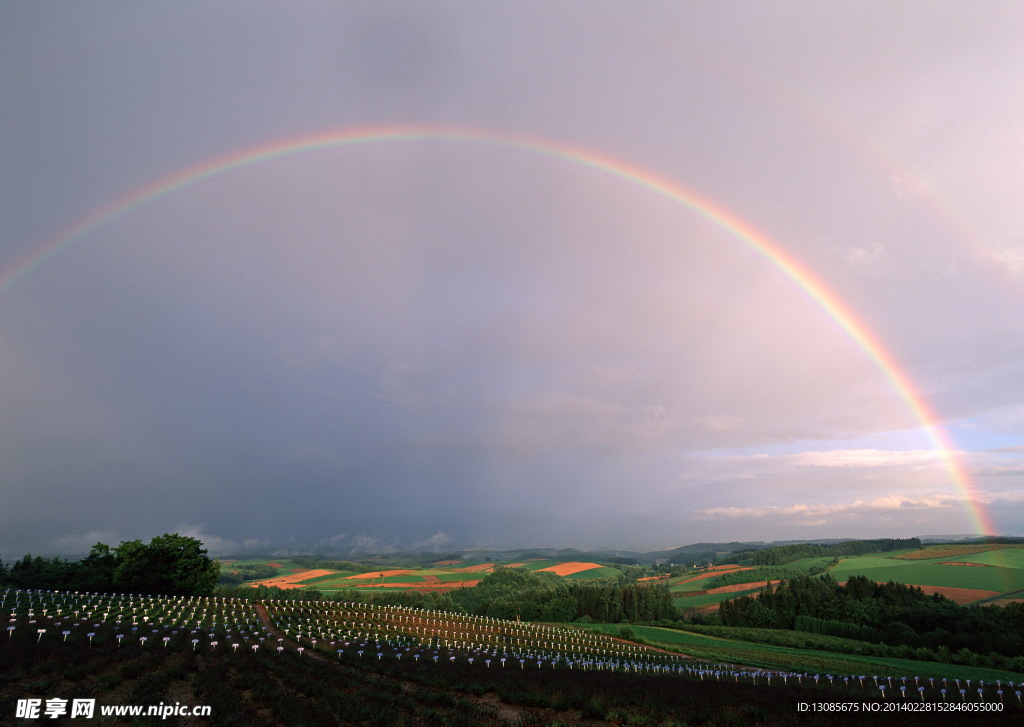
[0,534,220,596]
[716,574,1024,668]
[219,566,678,625]
[716,538,922,566]
[6,536,1024,672]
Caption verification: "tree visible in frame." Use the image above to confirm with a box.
[113,533,220,596]
[76,542,118,591]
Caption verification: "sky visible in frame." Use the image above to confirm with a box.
[2,2,1024,558]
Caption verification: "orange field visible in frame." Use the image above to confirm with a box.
[341,570,415,580]
[537,562,602,576]
[676,567,753,585]
[352,579,481,593]
[836,580,1002,605]
[248,568,334,589]
[915,585,1001,605]
[703,580,780,595]
[895,544,1011,560]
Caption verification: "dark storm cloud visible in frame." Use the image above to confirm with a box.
[2,2,1023,556]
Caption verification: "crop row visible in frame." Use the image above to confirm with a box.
[5,587,1024,722]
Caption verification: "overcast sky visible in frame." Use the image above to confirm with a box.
[3,2,1024,557]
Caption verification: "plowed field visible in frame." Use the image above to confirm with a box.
[341,569,416,579]
[537,562,602,576]
[249,568,335,589]
[675,567,753,585]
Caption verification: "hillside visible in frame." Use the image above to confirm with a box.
[3,586,1020,725]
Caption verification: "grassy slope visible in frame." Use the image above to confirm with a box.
[673,546,1024,612]
[585,623,1024,683]
[240,558,628,592]
[831,556,1024,592]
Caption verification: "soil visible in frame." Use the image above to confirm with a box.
[341,569,415,580]
[353,580,481,592]
[837,580,1001,605]
[247,569,335,589]
[251,604,610,725]
[536,562,602,576]
[676,567,753,585]
[703,580,780,595]
[914,585,1001,604]
[895,544,1012,560]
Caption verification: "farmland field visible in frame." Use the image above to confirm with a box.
[587,624,1024,684]
[945,548,1024,568]
[670,544,1024,613]
[672,586,767,610]
[830,551,1024,597]
[895,543,1018,560]
[3,587,1021,726]
[234,557,629,594]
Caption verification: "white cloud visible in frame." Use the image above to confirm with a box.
[47,530,118,556]
[316,533,402,554]
[697,493,958,523]
[411,530,453,552]
[790,449,954,469]
[172,524,270,556]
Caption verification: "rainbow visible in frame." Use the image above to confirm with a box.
[0,124,994,535]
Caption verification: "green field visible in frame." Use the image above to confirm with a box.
[667,545,1024,616]
[783,556,835,570]
[293,571,359,584]
[228,545,1024,611]
[586,623,1024,683]
[222,559,308,576]
[563,566,623,579]
[673,586,766,610]
[517,559,562,570]
[951,547,1024,568]
[670,579,744,595]
[830,552,1024,593]
[230,557,631,593]
[10,587,1017,725]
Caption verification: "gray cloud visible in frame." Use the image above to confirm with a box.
[2,2,1023,556]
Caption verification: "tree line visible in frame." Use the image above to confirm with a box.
[717,538,922,566]
[0,534,220,596]
[443,567,676,623]
[220,566,677,624]
[716,573,1024,659]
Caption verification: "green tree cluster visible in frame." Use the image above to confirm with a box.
[717,574,1024,658]
[717,538,921,566]
[450,567,677,623]
[701,565,827,590]
[218,563,280,585]
[0,533,219,596]
[289,557,375,573]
